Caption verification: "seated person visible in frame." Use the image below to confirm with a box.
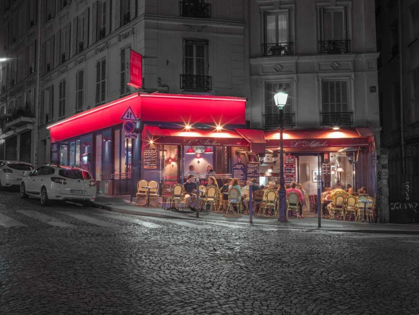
[333,180,343,189]
[184,175,199,210]
[286,182,304,217]
[219,178,232,211]
[207,176,219,189]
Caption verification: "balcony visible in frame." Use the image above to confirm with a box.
[262,42,294,57]
[320,112,353,127]
[180,74,212,91]
[264,113,295,129]
[3,106,36,130]
[318,40,351,55]
[180,1,211,18]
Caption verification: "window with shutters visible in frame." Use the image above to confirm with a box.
[121,0,131,26]
[29,0,37,27]
[181,39,211,91]
[120,46,130,96]
[76,70,84,111]
[25,89,33,113]
[59,80,66,118]
[40,86,54,125]
[264,82,294,129]
[96,59,106,105]
[263,11,293,56]
[44,0,56,24]
[321,79,353,126]
[59,24,71,64]
[318,7,351,54]
[43,36,54,73]
[28,41,36,75]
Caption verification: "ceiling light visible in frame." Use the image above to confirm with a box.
[215,125,223,131]
[204,147,213,154]
[186,147,195,155]
[333,126,340,130]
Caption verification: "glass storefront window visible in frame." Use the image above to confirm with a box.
[76,140,80,167]
[95,134,102,180]
[114,129,121,175]
[69,142,75,166]
[59,144,68,166]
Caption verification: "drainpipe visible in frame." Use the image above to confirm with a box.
[398,0,406,173]
[33,0,42,167]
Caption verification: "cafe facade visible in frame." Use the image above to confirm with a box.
[47,92,377,204]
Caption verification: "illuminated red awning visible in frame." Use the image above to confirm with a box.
[143,126,249,146]
[265,129,371,150]
[48,93,246,143]
[235,129,266,154]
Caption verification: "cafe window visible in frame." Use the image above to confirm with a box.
[265,82,292,115]
[69,141,76,166]
[322,79,349,113]
[114,129,121,174]
[95,134,102,180]
[59,144,68,166]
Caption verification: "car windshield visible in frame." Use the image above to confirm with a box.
[8,164,33,171]
[59,169,92,180]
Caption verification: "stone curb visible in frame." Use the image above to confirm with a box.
[94,202,419,235]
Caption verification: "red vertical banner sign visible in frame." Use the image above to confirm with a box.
[284,155,297,185]
[129,50,143,89]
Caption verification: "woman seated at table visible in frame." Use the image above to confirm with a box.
[229,178,242,212]
[207,176,219,189]
[241,180,251,213]
[184,174,199,211]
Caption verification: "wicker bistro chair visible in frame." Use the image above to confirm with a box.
[356,196,375,222]
[204,186,218,212]
[261,190,277,216]
[241,188,250,213]
[328,194,346,219]
[161,184,173,210]
[135,180,148,206]
[171,184,186,210]
[218,188,229,212]
[344,196,358,221]
[227,188,241,214]
[148,181,160,207]
[253,190,265,215]
[287,192,300,218]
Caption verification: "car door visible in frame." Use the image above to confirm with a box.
[27,167,44,194]
[35,167,52,194]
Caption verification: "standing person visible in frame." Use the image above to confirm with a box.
[251,178,260,191]
[184,175,198,211]
[286,182,304,218]
[297,183,310,215]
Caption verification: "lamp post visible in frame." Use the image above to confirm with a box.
[274,90,288,222]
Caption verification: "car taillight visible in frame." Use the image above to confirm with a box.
[51,177,66,185]
[3,168,12,173]
[89,180,97,186]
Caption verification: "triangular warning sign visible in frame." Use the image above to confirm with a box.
[121,107,137,121]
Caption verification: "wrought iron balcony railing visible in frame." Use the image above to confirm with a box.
[318,40,351,55]
[262,42,294,57]
[180,1,211,18]
[320,112,353,126]
[264,113,295,129]
[180,74,212,91]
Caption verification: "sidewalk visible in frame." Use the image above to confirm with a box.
[94,195,419,234]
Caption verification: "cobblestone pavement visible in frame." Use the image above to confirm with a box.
[0,190,418,315]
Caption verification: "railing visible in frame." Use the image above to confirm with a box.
[264,113,295,129]
[180,74,212,91]
[262,42,294,56]
[318,40,351,55]
[320,112,353,126]
[180,1,211,18]
[123,11,131,25]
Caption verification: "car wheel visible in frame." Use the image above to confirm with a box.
[83,201,94,207]
[40,187,50,206]
[20,183,29,199]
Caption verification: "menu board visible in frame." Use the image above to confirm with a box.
[233,162,246,181]
[284,155,296,185]
[144,149,157,169]
[247,163,260,180]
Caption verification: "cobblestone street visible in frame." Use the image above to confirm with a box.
[0,190,418,315]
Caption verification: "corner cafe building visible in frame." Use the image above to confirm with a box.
[47,93,377,200]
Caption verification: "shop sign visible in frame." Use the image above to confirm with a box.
[233,162,246,181]
[246,163,259,180]
[284,155,296,185]
[125,133,137,139]
[184,139,222,146]
[289,140,328,148]
[123,121,136,133]
[144,149,157,169]
[129,50,142,89]
[322,163,331,175]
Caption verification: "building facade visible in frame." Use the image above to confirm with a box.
[376,0,419,222]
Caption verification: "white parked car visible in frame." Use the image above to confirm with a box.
[0,160,34,189]
[20,164,97,206]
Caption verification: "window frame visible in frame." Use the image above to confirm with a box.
[58,80,66,119]
[264,10,290,45]
[183,39,209,76]
[317,3,352,43]
[120,46,131,96]
[76,69,84,112]
[95,58,106,105]
[319,77,352,114]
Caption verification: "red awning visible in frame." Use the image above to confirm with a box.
[235,129,266,154]
[48,93,246,143]
[143,126,249,146]
[265,128,371,151]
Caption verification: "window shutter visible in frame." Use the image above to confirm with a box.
[83,9,89,48]
[95,62,100,104]
[120,49,125,95]
[341,81,348,112]
[72,17,77,55]
[130,0,136,21]
[115,0,120,28]
[49,86,54,121]
[106,0,111,35]
[92,1,98,43]
[101,59,106,102]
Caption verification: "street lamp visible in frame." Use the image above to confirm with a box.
[274,89,288,222]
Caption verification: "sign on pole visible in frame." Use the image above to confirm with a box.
[128,50,143,89]
[121,106,137,121]
[123,121,136,134]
